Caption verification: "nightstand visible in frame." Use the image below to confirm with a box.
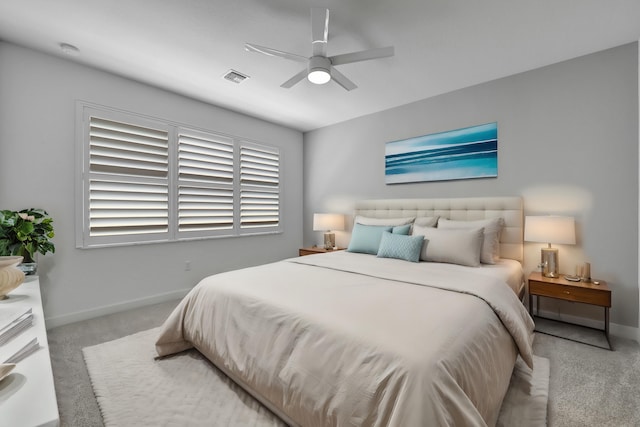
[299,246,345,256]
[528,271,612,350]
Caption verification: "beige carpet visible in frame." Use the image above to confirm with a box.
[83,328,549,426]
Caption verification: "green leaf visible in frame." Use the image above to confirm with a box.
[0,239,11,256]
[16,221,34,237]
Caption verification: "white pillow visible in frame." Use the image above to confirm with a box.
[354,216,415,227]
[438,218,505,264]
[412,225,484,267]
[414,216,439,227]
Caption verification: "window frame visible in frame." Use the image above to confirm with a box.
[75,102,282,249]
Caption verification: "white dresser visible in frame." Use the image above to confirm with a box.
[0,277,59,427]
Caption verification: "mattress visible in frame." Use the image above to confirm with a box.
[156,251,534,426]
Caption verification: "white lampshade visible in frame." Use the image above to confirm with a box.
[313,213,345,231]
[524,216,576,245]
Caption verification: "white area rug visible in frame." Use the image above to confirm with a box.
[84,328,549,427]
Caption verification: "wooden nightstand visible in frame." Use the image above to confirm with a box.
[528,271,612,350]
[299,246,345,256]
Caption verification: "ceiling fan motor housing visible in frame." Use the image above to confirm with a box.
[307,56,332,84]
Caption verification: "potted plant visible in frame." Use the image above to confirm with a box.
[0,209,55,275]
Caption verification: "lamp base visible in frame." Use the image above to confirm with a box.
[323,232,335,250]
[541,247,559,278]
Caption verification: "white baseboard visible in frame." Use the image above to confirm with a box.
[45,287,192,330]
[535,308,639,343]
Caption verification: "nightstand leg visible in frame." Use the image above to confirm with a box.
[536,295,540,316]
[605,307,612,350]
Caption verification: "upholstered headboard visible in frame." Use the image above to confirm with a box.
[354,196,524,262]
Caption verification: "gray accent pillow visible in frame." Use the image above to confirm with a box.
[354,216,416,226]
[414,216,439,227]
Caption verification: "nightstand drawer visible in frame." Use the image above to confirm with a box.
[529,280,611,307]
[299,249,321,256]
[299,247,345,256]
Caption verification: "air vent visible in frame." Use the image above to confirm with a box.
[223,70,249,84]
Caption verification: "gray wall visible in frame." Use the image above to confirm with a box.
[304,43,639,329]
[0,42,304,324]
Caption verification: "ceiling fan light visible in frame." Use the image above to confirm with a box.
[307,56,332,85]
[308,68,331,84]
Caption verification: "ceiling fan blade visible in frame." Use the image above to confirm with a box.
[281,68,308,88]
[244,43,308,63]
[311,8,329,56]
[329,46,394,66]
[330,68,357,91]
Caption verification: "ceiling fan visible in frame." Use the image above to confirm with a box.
[245,8,394,91]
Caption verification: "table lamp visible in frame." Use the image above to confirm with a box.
[313,213,345,250]
[524,215,576,278]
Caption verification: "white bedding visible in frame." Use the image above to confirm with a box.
[429,258,525,295]
[156,251,534,426]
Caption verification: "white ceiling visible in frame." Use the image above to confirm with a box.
[1,1,639,132]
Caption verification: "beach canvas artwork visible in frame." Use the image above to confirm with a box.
[385,122,498,184]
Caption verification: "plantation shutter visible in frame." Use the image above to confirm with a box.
[177,130,235,234]
[88,116,170,239]
[77,103,284,248]
[239,143,280,230]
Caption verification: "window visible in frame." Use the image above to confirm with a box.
[76,104,281,248]
[177,129,235,237]
[239,144,280,230]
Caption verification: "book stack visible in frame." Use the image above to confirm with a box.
[0,307,39,364]
[4,337,39,364]
[0,308,33,345]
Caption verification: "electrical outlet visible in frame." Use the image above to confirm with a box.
[184,261,191,271]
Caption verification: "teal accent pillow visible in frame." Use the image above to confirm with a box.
[347,224,393,254]
[377,231,424,263]
[392,224,411,235]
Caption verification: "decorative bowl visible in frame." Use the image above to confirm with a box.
[0,256,25,299]
[0,256,23,269]
[0,363,16,382]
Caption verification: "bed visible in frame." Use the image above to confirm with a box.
[156,197,535,426]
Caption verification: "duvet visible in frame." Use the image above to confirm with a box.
[156,251,534,427]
